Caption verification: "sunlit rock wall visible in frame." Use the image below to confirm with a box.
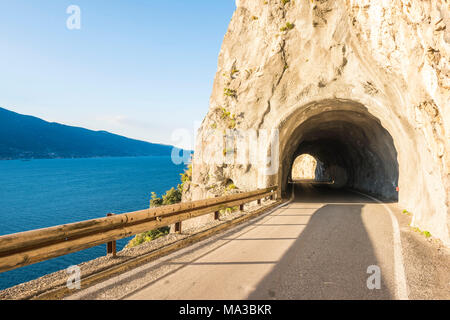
[187,0,449,245]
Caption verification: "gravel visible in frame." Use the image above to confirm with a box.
[0,199,275,300]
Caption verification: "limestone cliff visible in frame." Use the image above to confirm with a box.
[189,0,449,245]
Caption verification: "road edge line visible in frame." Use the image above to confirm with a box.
[350,190,409,300]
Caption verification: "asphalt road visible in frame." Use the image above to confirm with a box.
[67,184,414,300]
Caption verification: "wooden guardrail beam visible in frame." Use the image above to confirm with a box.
[0,187,276,256]
[0,186,277,273]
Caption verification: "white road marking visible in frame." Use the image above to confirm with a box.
[351,190,409,300]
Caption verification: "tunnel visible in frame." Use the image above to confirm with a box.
[277,101,399,202]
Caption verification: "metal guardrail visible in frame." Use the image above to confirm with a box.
[0,186,277,274]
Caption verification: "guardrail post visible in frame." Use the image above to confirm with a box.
[175,222,182,233]
[257,199,262,205]
[0,185,279,274]
[240,204,244,211]
[214,211,220,220]
[106,213,117,257]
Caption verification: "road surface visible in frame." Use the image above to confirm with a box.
[67,184,425,300]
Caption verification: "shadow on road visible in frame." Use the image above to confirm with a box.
[70,184,396,300]
[247,202,393,300]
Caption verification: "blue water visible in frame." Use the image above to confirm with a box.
[0,156,186,290]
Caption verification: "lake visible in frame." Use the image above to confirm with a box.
[0,156,187,290]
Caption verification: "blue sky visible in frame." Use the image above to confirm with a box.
[0,0,236,148]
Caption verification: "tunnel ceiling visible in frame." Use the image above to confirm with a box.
[282,110,399,201]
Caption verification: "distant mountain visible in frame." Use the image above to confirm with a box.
[0,107,179,160]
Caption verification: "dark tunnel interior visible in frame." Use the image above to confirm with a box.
[283,110,399,201]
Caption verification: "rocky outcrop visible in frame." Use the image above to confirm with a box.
[189,0,449,245]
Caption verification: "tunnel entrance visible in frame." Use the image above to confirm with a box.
[280,105,399,202]
[290,154,327,182]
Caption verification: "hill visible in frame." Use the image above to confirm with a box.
[0,107,177,160]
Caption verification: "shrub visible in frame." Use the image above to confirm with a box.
[126,227,170,248]
[180,163,192,191]
[127,164,192,248]
[150,192,163,207]
[162,187,182,205]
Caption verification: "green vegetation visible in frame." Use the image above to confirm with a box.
[412,226,432,239]
[280,22,295,31]
[423,231,432,238]
[126,164,192,248]
[221,107,231,119]
[126,227,170,248]
[220,206,239,215]
[404,210,431,239]
[180,163,192,191]
[150,187,182,208]
[219,107,237,129]
[224,88,237,98]
[220,107,237,129]
[228,118,237,129]
[282,0,291,5]
[226,183,237,191]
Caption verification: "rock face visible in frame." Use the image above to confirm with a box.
[189,0,449,246]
